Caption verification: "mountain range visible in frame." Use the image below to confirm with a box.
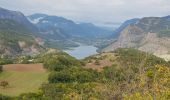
[1,7,170,61]
[28,13,113,39]
[28,13,113,49]
[0,7,113,56]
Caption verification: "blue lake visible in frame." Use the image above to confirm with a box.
[64,45,98,59]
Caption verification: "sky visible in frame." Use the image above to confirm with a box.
[0,0,170,27]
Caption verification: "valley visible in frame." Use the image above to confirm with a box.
[0,4,169,100]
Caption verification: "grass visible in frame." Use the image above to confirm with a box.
[0,71,49,96]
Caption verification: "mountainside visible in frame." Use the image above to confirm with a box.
[28,13,114,50]
[0,8,44,57]
[0,7,37,32]
[28,14,112,39]
[103,16,170,61]
[110,18,139,38]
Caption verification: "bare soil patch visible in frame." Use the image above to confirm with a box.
[3,63,45,72]
[85,59,113,71]
[85,53,116,71]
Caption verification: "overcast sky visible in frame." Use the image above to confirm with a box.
[0,0,169,26]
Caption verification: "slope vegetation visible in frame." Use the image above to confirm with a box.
[1,49,169,100]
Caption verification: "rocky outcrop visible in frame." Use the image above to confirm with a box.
[103,16,170,61]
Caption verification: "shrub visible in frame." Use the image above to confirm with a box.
[103,65,126,81]
[0,94,12,100]
[48,71,74,83]
[18,93,42,100]
[0,81,9,88]
[48,67,98,83]
[146,69,154,78]
[95,60,100,65]
[0,58,13,65]
[0,65,2,72]
[43,54,82,71]
[44,58,65,71]
[40,83,98,100]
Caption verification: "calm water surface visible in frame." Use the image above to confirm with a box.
[64,45,98,59]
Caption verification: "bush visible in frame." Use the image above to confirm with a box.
[48,67,99,83]
[48,71,74,83]
[0,65,2,72]
[95,60,100,65]
[0,58,13,65]
[0,81,9,88]
[114,48,169,68]
[44,58,65,71]
[18,93,42,100]
[103,65,126,81]
[40,83,98,100]
[0,94,12,100]
[43,54,82,71]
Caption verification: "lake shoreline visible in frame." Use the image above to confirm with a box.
[63,45,98,59]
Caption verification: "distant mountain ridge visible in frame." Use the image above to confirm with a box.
[0,7,114,55]
[28,13,113,39]
[103,15,170,61]
[110,18,139,38]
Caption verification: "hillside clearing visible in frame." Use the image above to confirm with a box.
[85,53,116,71]
[3,63,45,72]
[0,63,48,96]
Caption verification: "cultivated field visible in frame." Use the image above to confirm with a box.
[0,63,49,96]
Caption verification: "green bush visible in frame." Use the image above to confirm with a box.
[0,58,13,65]
[43,53,82,71]
[0,65,2,72]
[0,81,9,88]
[48,71,75,83]
[103,65,126,81]
[48,67,98,83]
[18,93,42,100]
[0,94,13,100]
[44,58,65,71]
[114,48,169,68]
[40,83,98,100]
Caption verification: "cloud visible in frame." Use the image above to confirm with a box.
[0,0,170,26]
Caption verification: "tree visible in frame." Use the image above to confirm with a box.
[0,81,9,88]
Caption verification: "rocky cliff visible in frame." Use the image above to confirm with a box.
[103,16,170,61]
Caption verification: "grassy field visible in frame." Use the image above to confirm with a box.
[0,64,49,96]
